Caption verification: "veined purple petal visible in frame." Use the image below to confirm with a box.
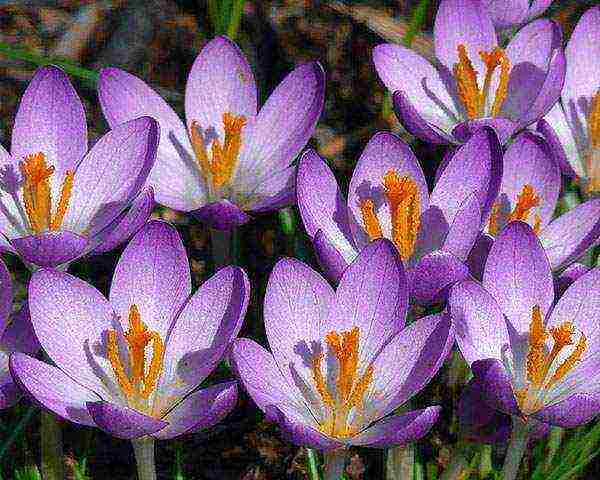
[313,229,355,284]
[185,36,257,143]
[409,251,471,305]
[11,231,88,268]
[483,222,554,333]
[263,257,335,403]
[9,353,98,426]
[154,381,238,440]
[90,187,155,255]
[11,66,87,200]
[537,110,579,178]
[502,19,563,124]
[0,259,12,331]
[392,91,455,144]
[498,132,560,231]
[333,239,408,366]
[28,269,119,401]
[527,0,554,21]
[98,68,206,211]
[192,199,252,230]
[450,280,509,365]
[347,132,428,250]
[86,400,167,439]
[539,199,600,270]
[434,0,497,74]
[441,193,482,261]
[471,358,520,416]
[349,407,441,448]
[482,0,530,29]
[62,116,158,237]
[554,263,589,298]
[243,164,295,213]
[466,233,493,281]
[235,62,325,190]
[109,220,191,340]
[367,313,454,419]
[533,392,600,428]
[451,118,518,145]
[156,266,248,414]
[373,44,459,135]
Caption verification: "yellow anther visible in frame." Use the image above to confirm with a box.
[453,44,511,120]
[310,326,374,439]
[383,171,420,262]
[526,305,548,387]
[550,322,575,348]
[454,44,481,120]
[107,304,165,405]
[359,199,383,240]
[488,202,502,236]
[586,91,600,194]
[189,112,247,191]
[547,333,587,388]
[19,152,74,234]
[589,90,600,150]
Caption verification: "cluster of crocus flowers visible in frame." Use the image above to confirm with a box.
[0,259,38,408]
[538,6,600,193]
[10,221,248,439]
[0,66,158,269]
[373,0,565,145]
[297,127,501,304]
[451,222,600,436]
[97,36,325,230]
[466,130,600,279]
[232,240,454,455]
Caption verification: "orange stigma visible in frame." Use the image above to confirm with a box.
[107,304,165,410]
[359,170,420,261]
[453,44,511,120]
[585,90,600,194]
[190,112,247,192]
[19,152,74,234]
[488,184,542,236]
[515,306,587,415]
[311,326,374,438]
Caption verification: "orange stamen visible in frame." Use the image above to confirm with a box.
[508,184,540,225]
[359,199,383,240]
[589,90,600,150]
[454,44,481,120]
[586,91,600,194]
[488,202,501,236]
[19,152,74,233]
[526,305,548,387]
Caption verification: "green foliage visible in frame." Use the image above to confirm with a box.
[207,0,246,40]
[13,466,41,480]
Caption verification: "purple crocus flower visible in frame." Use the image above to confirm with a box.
[297,128,501,304]
[482,0,554,30]
[538,6,600,191]
[451,221,600,432]
[0,259,39,408]
[466,131,600,279]
[9,220,249,439]
[97,36,325,231]
[0,65,159,269]
[373,0,565,145]
[231,239,454,452]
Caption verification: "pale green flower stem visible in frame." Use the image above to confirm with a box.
[323,448,347,480]
[501,417,529,480]
[132,437,157,480]
[40,410,64,480]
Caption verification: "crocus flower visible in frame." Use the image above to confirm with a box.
[0,65,159,269]
[231,239,454,453]
[482,0,554,30]
[538,6,600,191]
[97,36,325,230]
[0,259,39,408]
[297,128,501,304]
[373,0,565,145]
[10,220,248,439]
[450,221,600,432]
[466,131,600,279]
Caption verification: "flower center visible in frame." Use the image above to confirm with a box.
[107,304,165,412]
[19,152,74,234]
[359,170,420,261]
[453,44,511,120]
[189,113,247,194]
[311,326,374,438]
[585,90,600,194]
[488,184,541,236]
[514,306,587,415]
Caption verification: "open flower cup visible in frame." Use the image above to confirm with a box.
[0,66,159,269]
[98,36,325,230]
[0,258,39,409]
[231,239,455,452]
[538,6,600,192]
[9,220,249,440]
[297,127,502,304]
[465,131,600,280]
[451,221,600,436]
[373,0,565,145]
[482,0,554,30]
